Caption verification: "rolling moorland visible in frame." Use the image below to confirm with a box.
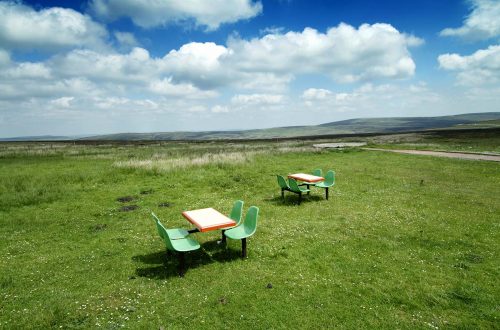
[0,128,499,328]
[1,112,499,141]
[79,112,500,140]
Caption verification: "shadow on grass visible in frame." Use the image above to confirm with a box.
[133,240,242,279]
[264,194,324,206]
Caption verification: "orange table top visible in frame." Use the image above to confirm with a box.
[182,208,236,232]
[288,173,324,183]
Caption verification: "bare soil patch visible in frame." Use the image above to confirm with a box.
[117,196,136,203]
[119,205,138,212]
[158,202,173,208]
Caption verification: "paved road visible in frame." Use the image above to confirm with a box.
[363,148,500,162]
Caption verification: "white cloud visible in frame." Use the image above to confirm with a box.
[231,93,284,105]
[302,88,333,101]
[50,96,74,108]
[0,19,429,135]
[149,78,217,98]
[0,46,220,103]
[259,26,286,35]
[159,42,292,92]
[211,105,229,113]
[0,1,108,51]
[90,0,262,30]
[0,49,10,67]
[440,0,500,40]
[114,31,140,49]
[161,42,233,89]
[186,105,208,113]
[301,83,441,114]
[51,48,157,83]
[438,45,500,85]
[3,62,51,79]
[156,23,420,91]
[227,23,420,83]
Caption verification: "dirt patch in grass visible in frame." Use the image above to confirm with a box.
[89,224,107,232]
[158,202,172,207]
[119,205,138,212]
[140,189,153,195]
[117,196,136,203]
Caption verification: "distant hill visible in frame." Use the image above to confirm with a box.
[82,112,500,141]
[0,135,73,141]
[2,112,499,141]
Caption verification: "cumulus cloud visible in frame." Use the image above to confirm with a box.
[114,31,140,49]
[0,49,11,67]
[440,0,500,40]
[231,93,284,105]
[228,93,286,113]
[301,83,441,113]
[156,23,421,91]
[50,96,74,108]
[211,105,229,113]
[302,88,333,101]
[0,1,108,51]
[227,23,420,83]
[0,19,425,134]
[149,78,217,98]
[51,47,157,83]
[0,22,420,109]
[438,45,500,85]
[161,42,233,89]
[0,46,219,104]
[90,0,262,30]
[2,62,51,79]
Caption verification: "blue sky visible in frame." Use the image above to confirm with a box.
[0,0,499,137]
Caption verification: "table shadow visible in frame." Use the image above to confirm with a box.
[264,194,323,206]
[133,240,242,279]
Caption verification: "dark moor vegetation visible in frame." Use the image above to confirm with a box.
[0,131,499,328]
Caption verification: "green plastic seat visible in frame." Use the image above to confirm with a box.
[151,212,188,240]
[288,178,310,205]
[152,215,200,276]
[315,170,335,200]
[224,206,259,258]
[312,169,322,177]
[229,200,244,226]
[277,175,292,200]
[220,200,244,244]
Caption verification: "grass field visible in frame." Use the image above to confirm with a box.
[0,136,499,329]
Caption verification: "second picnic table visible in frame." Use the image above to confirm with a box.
[287,173,324,192]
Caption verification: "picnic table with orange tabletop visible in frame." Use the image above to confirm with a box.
[287,173,324,193]
[182,207,236,233]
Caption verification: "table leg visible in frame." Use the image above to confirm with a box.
[218,230,227,245]
[178,253,185,277]
[241,238,247,258]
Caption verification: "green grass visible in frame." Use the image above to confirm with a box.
[0,139,499,329]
